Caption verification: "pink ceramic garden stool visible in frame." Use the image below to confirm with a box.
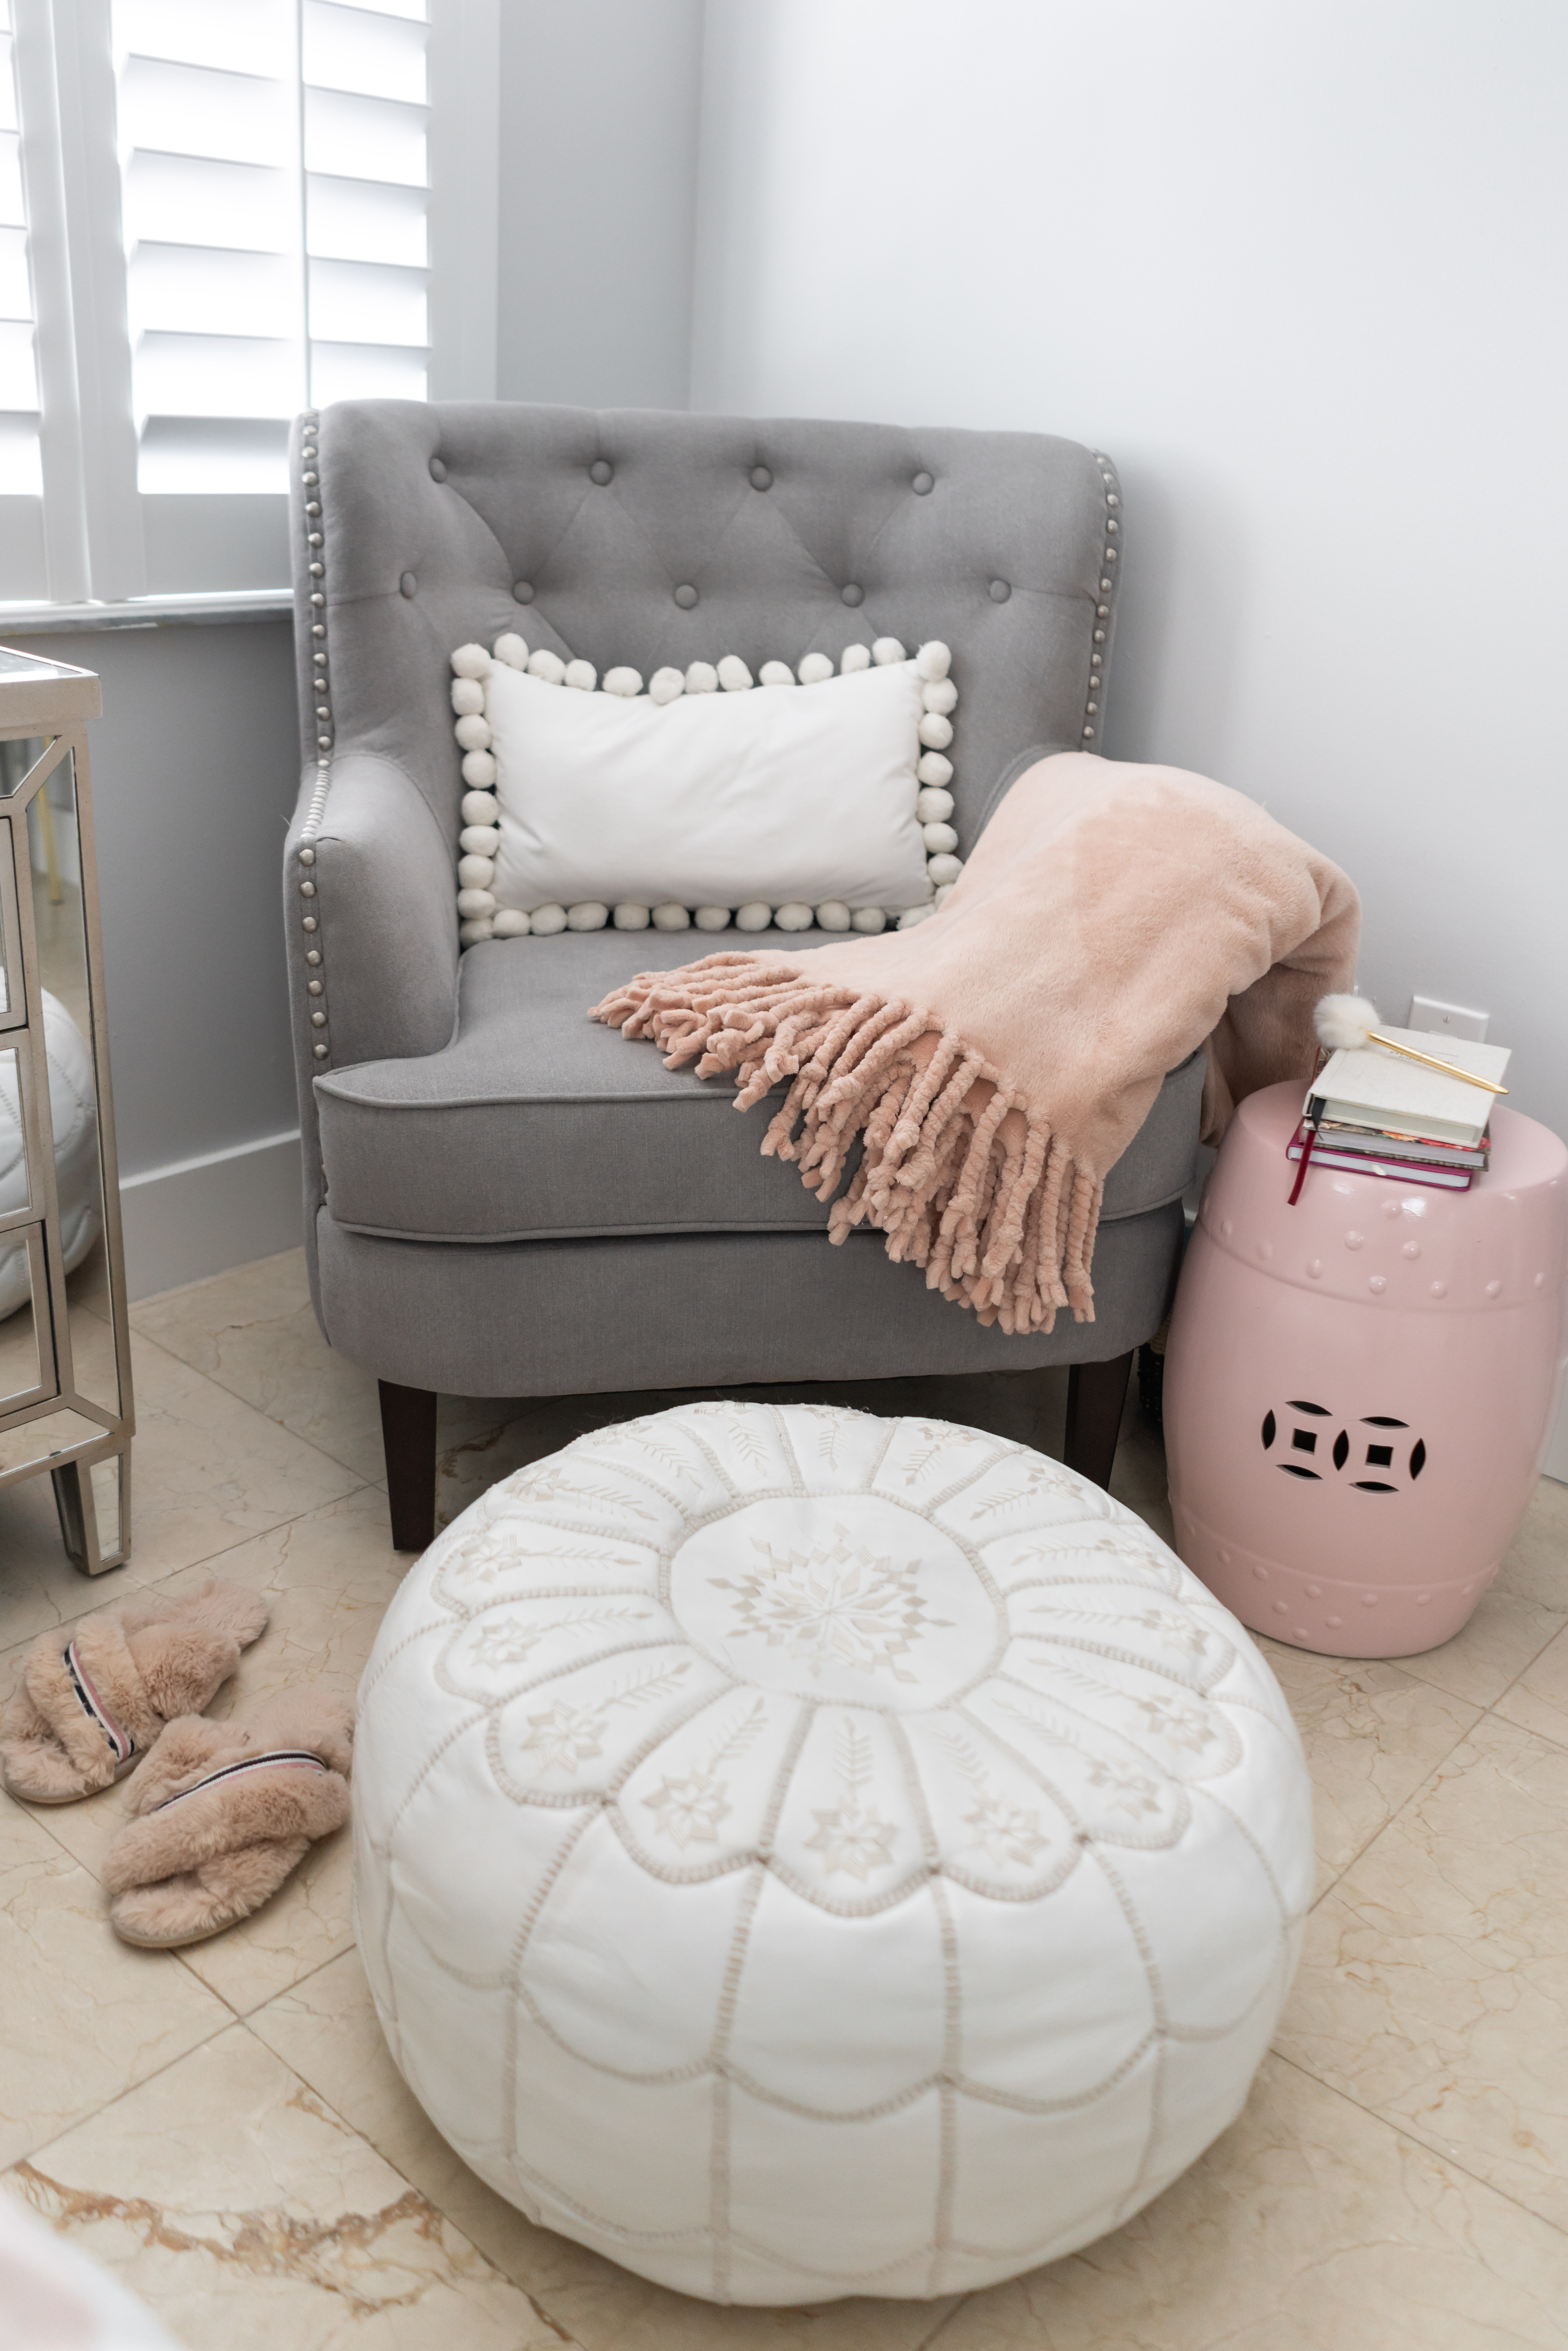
[1163,1080,1567,1658]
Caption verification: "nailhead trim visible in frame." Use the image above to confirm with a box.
[1083,452,1122,743]
[294,410,331,1066]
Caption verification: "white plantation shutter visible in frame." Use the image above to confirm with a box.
[0,0,41,495]
[0,0,46,597]
[0,0,494,608]
[116,0,430,498]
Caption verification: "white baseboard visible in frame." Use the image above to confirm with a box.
[119,1130,303,1302]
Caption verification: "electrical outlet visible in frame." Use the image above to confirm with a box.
[1408,995,1489,1042]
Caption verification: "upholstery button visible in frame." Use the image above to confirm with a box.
[429,456,447,481]
[989,579,1012,602]
[399,571,417,597]
[512,581,534,603]
[912,471,934,495]
[673,583,698,609]
[841,583,864,607]
[750,465,772,490]
[589,459,613,485]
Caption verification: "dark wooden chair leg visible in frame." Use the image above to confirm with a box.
[1064,1350,1134,1492]
[379,1379,438,1552]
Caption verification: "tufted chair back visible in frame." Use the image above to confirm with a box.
[290,402,1121,862]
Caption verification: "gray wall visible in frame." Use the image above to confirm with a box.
[29,620,301,1180]
[24,619,303,1297]
[495,0,704,409]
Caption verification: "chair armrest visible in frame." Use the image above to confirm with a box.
[285,752,459,1100]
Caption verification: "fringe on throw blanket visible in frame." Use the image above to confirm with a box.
[593,954,1100,1335]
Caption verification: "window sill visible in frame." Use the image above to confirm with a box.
[0,590,292,635]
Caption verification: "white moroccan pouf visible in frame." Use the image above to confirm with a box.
[355,1404,1312,2305]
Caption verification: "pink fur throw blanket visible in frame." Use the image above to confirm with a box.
[592,753,1359,1334]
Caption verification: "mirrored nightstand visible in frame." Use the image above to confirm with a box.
[0,646,133,1571]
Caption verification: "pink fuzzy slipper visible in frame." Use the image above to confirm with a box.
[0,1581,270,1805]
[102,1691,353,1949]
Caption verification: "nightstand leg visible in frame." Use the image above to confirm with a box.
[51,1450,130,1574]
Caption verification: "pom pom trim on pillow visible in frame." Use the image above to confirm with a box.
[448,635,961,945]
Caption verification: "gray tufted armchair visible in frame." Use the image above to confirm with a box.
[284,402,1203,1548]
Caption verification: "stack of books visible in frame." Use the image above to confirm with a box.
[1288,1025,1511,1192]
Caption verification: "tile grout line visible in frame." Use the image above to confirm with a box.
[1470,1619,1568,1721]
[10,1999,588,2343]
[0,1478,385,1687]
[127,1316,376,1488]
[142,1349,386,1487]
[212,1932,357,2021]
[226,2006,588,2344]
[3,2003,238,2179]
[1302,1704,1486,1915]
[1269,2050,1568,2243]
[125,1480,384,1597]
[915,2294,972,2348]
[1301,1654,1568,1924]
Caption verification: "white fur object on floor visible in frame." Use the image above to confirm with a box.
[0,2187,178,2348]
[0,989,101,1320]
[354,1402,1312,2307]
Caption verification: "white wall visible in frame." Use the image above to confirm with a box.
[691,0,1568,1139]
[495,0,704,410]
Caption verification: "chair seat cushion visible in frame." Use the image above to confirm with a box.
[316,931,1205,1244]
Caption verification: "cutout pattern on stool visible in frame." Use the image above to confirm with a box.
[1261,1402,1426,1493]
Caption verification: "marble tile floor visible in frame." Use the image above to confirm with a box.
[0,1243,1564,2348]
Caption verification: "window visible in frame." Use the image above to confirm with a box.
[0,6,40,495]
[1,0,495,608]
[0,2,45,594]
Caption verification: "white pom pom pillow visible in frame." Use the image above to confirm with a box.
[449,635,962,944]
